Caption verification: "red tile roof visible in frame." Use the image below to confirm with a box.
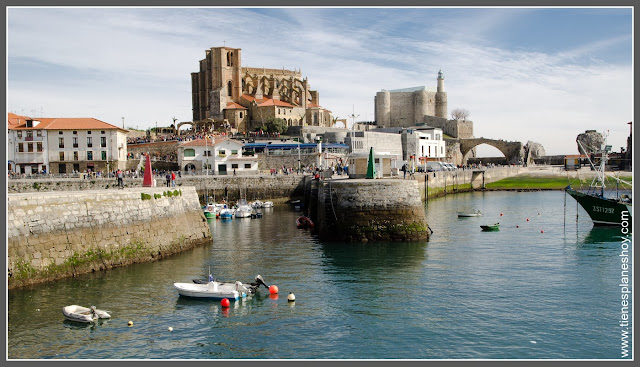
[7,114,127,131]
[226,102,247,109]
[241,94,295,108]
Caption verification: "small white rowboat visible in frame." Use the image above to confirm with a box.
[175,275,268,300]
[62,305,111,323]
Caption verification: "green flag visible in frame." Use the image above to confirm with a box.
[366,147,376,179]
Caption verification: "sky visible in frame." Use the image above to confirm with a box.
[6,6,634,156]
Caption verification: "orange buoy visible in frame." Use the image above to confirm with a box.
[221,298,230,307]
[541,230,544,233]
[526,218,530,222]
[269,285,279,294]
[500,213,503,216]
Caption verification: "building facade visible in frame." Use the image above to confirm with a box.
[191,46,332,133]
[8,113,128,175]
[177,137,259,175]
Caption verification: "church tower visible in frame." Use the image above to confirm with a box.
[435,69,447,119]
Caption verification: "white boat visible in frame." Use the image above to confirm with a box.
[62,305,111,323]
[251,200,263,209]
[219,208,234,219]
[457,210,483,217]
[262,201,274,208]
[235,199,253,218]
[175,275,268,300]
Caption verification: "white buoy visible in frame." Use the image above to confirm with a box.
[530,340,537,344]
[168,327,173,332]
[128,321,133,327]
[287,292,296,302]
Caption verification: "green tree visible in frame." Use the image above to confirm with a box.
[258,116,288,134]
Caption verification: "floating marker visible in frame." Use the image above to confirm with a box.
[269,285,279,294]
[541,230,544,233]
[221,298,230,307]
[500,213,503,216]
[530,340,537,344]
[526,218,530,222]
[168,327,173,332]
[288,292,296,302]
[516,225,519,228]
[128,321,133,327]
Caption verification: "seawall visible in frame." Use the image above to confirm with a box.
[309,179,430,242]
[7,186,211,289]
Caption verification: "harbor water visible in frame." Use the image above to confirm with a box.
[7,191,632,359]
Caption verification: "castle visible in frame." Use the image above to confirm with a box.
[191,46,333,133]
[374,70,473,140]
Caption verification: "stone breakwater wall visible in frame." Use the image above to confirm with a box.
[7,187,211,289]
[309,179,429,242]
[7,175,307,203]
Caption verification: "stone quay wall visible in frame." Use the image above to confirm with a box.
[7,187,211,289]
[7,174,309,203]
[309,179,429,242]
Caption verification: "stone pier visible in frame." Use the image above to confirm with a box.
[7,186,211,289]
[309,179,429,242]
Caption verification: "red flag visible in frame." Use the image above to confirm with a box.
[142,154,153,187]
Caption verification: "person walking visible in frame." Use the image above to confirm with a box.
[171,171,176,187]
[117,169,124,189]
[165,173,171,187]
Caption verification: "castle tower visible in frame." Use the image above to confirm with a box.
[375,90,391,126]
[435,69,447,119]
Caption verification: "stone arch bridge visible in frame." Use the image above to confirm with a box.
[458,138,525,165]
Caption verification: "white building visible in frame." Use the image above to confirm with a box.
[7,113,128,175]
[411,126,446,161]
[177,137,258,175]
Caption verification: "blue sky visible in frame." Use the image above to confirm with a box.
[6,7,633,156]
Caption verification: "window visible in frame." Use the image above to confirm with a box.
[87,137,92,148]
[219,150,226,157]
[73,137,78,148]
[18,143,24,152]
[244,163,251,169]
[59,137,64,148]
[231,150,238,155]
[31,166,38,174]
[101,137,107,147]
[27,143,33,152]
[37,142,43,152]
[59,131,63,135]
[184,149,195,157]
[59,152,65,161]
[58,164,66,174]
[228,81,233,96]
[101,131,105,134]
[73,131,77,135]
[73,163,80,172]
[231,164,239,169]
[87,131,91,134]
[73,151,79,161]
[87,151,93,161]
[204,150,212,156]
[36,130,42,137]
[239,112,243,118]
[17,131,22,138]
[26,131,33,138]
[101,151,107,160]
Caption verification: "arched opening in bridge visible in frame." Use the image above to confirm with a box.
[465,144,508,166]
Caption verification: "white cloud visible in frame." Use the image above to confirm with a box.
[7,7,632,156]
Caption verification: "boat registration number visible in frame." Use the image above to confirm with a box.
[592,206,615,214]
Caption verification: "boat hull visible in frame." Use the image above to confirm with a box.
[174,282,245,300]
[566,188,632,226]
[62,305,111,323]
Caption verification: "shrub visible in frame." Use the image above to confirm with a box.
[141,193,152,200]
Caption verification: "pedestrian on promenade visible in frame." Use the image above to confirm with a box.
[401,164,407,179]
[171,171,176,187]
[117,169,124,189]
[165,173,171,187]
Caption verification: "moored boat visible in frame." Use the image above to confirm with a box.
[235,199,253,218]
[565,135,632,226]
[218,208,234,219]
[480,223,500,231]
[458,210,483,217]
[296,216,314,229]
[62,305,111,323]
[176,275,268,300]
[262,201,274,208]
